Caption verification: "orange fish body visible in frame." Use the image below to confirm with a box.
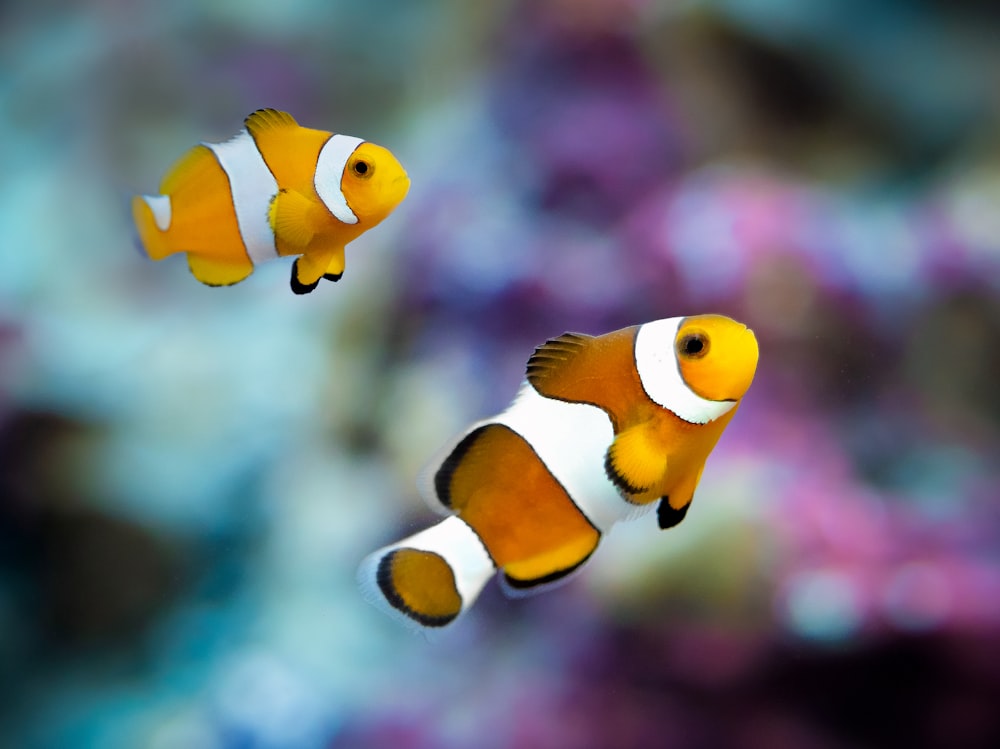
[359,314,760,629]
[132,109,410,294]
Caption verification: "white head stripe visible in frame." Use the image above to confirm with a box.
[204,130,279,265]
[634,317,736,425]
[143,195,172,231]
[315,134,363,225]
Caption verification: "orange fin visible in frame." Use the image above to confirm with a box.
[525,332,594,393]
[375,548,463,628]
[290,259,319,295]
[159,144,216,195]
[324,246,346,280]
[244,108,299,139]
[525,328,642,423]
[657,462,705,529]
[604,423,668,497]
[131,195,171,260]
[269,189,317,250]
[357,516,495,631]
[292,245,339,288]
[187,252,254,287]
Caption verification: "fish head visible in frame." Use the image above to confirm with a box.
[341,142,411,224]
[673,314,759,404]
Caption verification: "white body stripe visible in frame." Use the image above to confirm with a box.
[494,384,641,532]
[204,130,279,265]
[142,195,172,231]
[635,318,736,424]
[314,134,363,225]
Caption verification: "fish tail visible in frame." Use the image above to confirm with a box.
[131,194,175,260]
[357,516,495,631]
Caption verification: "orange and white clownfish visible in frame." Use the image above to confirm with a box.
[131,109,410,294]
[358,314,759,630]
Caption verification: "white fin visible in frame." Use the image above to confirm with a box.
[142,194,172,231]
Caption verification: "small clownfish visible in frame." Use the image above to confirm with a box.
[358,314,759,630]
[131,109,410,294]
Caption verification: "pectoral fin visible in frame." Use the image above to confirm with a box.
[603,424,667,497]
[269,189,317,251]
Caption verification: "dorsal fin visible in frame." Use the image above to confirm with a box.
[525,332,594,392]
[525,324,646,428]
[244,108,299,139]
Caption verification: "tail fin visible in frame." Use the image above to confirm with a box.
[357,516,495,631]
[130,194,174,260]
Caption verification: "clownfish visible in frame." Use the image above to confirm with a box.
[131,109,410,294]
[358,314,759,630]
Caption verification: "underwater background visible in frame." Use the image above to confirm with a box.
[2,0,1000,747]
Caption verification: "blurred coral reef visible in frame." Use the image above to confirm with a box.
[1,0,999,747]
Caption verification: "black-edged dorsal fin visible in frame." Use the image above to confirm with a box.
[525,332,594,393]
[244,108,299,139]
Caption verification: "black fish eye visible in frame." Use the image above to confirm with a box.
[677,333,709,359]
[352,160,371,177]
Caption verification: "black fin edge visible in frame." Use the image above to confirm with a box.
[502,548,595,591]
[290,259,320,295]
[657,496,691,529]
[323,272,343,282]
[376,551,459,628]
[603,448,648,496]
[525,332,589,380]
[434,425,491,509]
[244,107,287,127]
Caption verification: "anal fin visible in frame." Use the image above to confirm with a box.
[187,252,254,287]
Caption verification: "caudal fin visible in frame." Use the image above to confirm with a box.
[357,516,495,631]
[131,194,174,260]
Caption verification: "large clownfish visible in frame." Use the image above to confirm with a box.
[132,109,410,294]
[358,314,759,630]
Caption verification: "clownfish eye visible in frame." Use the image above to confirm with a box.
[352,159,372,178]
[677,333,709,359]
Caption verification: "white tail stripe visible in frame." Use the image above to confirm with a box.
[143,194,172,231]
[204,130,279,265]
[494,385,639,532]
[315,134,363,225]
[634,318,736,425]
